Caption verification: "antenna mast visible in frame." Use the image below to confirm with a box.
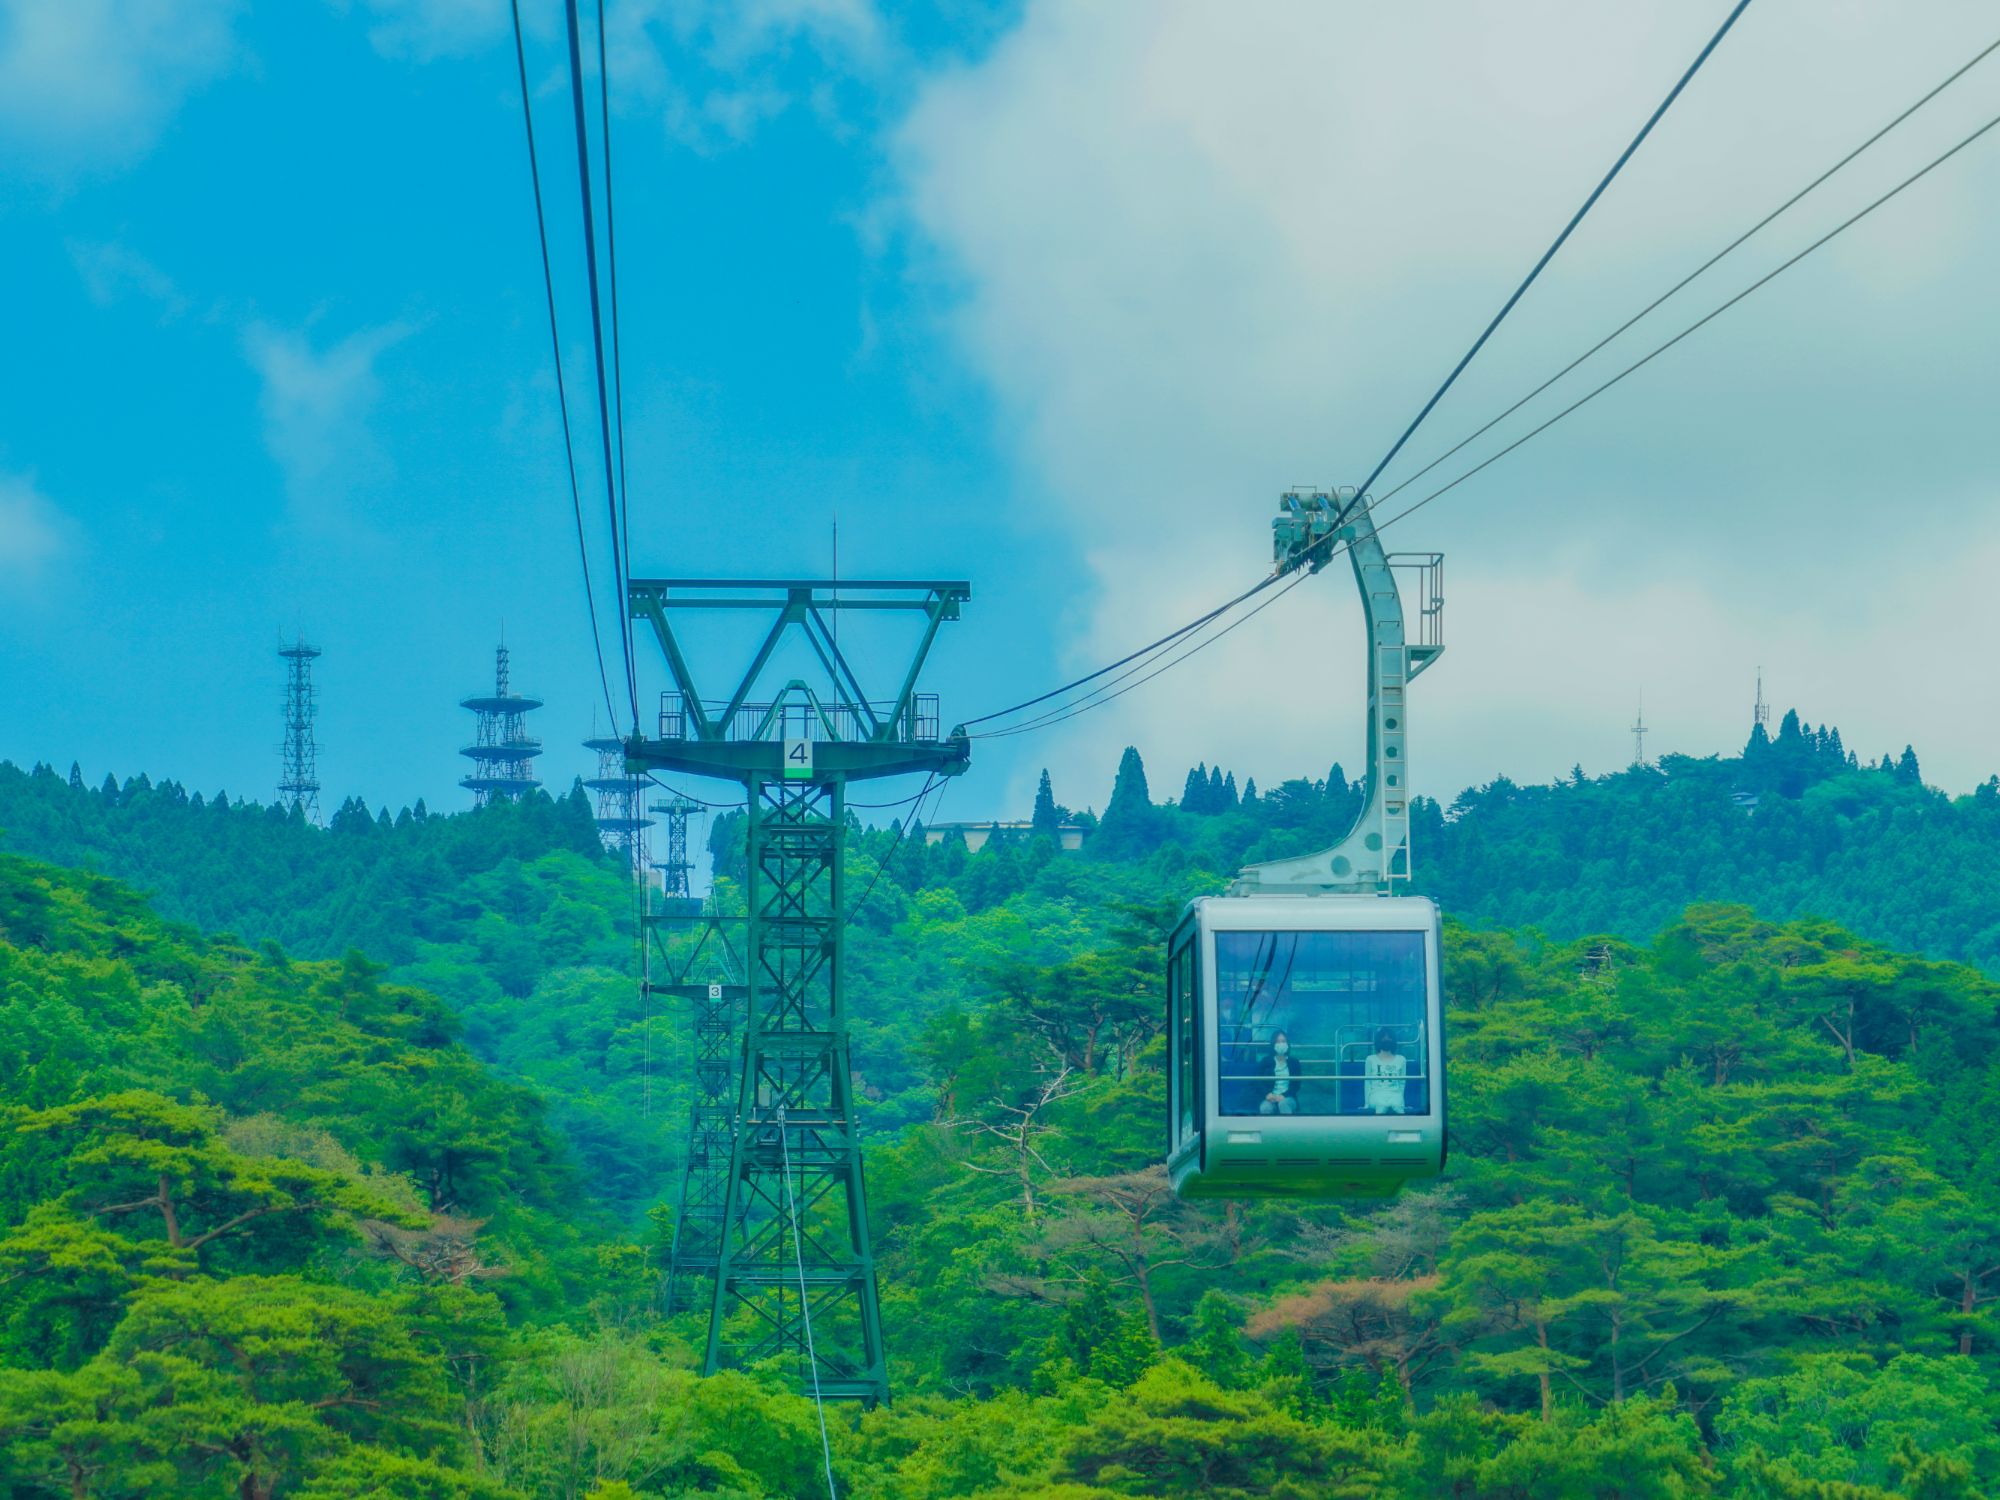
[277,638,323,823]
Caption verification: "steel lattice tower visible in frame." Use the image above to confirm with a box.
[627,577,968,1405]
[277,639,322,823]
[584,736,653,874]
[460,646,543,806]
[651,794,702,914]
[643,792,744,1318]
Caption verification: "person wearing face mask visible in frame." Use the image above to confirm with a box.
[1259,1030,1298,1116]
[1364,1028,1409,1114]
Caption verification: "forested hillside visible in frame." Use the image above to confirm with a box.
[1060,710,2000,970]
[5,722,2000,1496]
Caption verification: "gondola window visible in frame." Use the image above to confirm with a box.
[1214,930,1429,1117]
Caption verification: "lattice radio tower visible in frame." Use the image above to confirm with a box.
[1754,666,1771,730]
[277,638,322,823]
[460,645,543,806]
[585,736,654,874]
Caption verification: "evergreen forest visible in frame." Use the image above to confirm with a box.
[3,714,2000,1498]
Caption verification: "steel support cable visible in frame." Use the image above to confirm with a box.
[1376,30,2000,511]
[778,1112,838,1500]
[640,772,747,811]
[850,779,949,810]
[957,569,1285,730]
[563,0,640,732]
[961,4,1750,740]
[962,498,1365,738]
[595,0,640,721]
[963,506,1362,738]
[976,103,2000,744]
[1356,0,1754,503]
[1370,104,2000,538]
[844,771,947,922]
[972,571,1311,741]
[507,0,620,731]
[966,597,1264,741]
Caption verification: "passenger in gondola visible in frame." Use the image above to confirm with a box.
[1364,1028,1409,1114]
[1259,1030,1299,1115]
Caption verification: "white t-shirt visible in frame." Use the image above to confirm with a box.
[1364,1051,1408,1113]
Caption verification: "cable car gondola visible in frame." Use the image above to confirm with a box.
[1168,489,1447,1199]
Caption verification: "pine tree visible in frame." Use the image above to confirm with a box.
[1031,770,1060,838]
[1220,771,1239,810]
[1181,763,1210,813]
[1097,748,1158,856]
[1207,765,1226,812]
[1896,745,1922,786]
[1110,747,1150,808]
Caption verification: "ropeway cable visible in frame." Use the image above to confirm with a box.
[958,569,1285,730]
[1375,30,2000,510]
[970,572,1310,741]
[596,0,642,728]
[506,0,620,732]
[562,0,640,732]
[1364,102,2000,543]
[1351,0,1754,503]
[967,494,1363,741]
[844,772,949,921]
[640,771,747,811]
[779,1111,839,1500]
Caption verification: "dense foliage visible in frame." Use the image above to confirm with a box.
[4,718,2000,1496]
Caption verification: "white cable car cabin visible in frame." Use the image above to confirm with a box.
[1168,489,1447,1200]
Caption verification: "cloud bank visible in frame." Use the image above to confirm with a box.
[893,0,2000,805]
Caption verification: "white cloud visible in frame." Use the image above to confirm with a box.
[242,320,414,530]
[894,1,2000,807]
[0,0,243,174]
[0,474,64,578]
[67,238,189,320]
[351,0,508,62]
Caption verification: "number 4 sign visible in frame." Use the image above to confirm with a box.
[782,737,813,779]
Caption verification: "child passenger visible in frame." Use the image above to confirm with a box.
[1364,1029,1409,1114]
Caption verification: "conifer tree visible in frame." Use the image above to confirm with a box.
[1031,770,1060,838]
[1096,748,1158,856]
[1181,764,1209,813]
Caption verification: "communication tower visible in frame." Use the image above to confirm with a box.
[1631,695,1650,767]
[277,638,322,823]
[1754,666,1770,730]
[460,645,543,806]
[584,736,653,874]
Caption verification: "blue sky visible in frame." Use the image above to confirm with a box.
[4,0,2000,827]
